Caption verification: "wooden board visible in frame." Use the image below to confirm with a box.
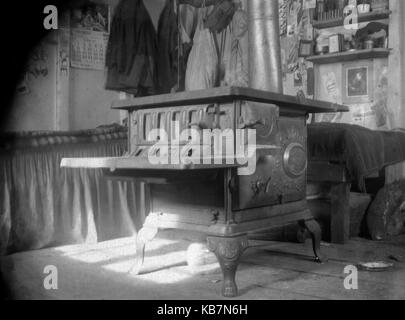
[306,49,391,65]
[312,10,390,29]
[60,156,242,171]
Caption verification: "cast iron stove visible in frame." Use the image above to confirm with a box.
[62,86,347,297]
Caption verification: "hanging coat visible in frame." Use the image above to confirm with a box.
[105,0,158,96]
[185,8,219,91]
[157,0,179,93]
[157,0,197,93]
[222,7,249,87]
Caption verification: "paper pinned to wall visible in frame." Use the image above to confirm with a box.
[303,0,316,10]
[71,29,109,70]
[322,71,340,103]
[318,71,344,123]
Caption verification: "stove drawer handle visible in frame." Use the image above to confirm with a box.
[188,121,211,129]
[239,119,265,129]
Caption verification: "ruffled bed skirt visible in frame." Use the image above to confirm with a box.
[0,128,143,255]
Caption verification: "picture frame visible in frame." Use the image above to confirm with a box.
[328,34,344,53]
[70,1,111,33]
[298,40,314,57]
[342,60,374,104]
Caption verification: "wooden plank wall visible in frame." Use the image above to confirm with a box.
[386,0,405,182]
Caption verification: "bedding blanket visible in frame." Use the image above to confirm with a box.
[308,123,405,191]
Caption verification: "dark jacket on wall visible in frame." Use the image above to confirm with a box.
[157,0,179,93]
[157,0,196,93]
[105,0,158,96]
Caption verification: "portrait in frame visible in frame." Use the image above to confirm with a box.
[342,60,374,104]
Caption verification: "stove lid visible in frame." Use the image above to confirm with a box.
[111,86,349,115]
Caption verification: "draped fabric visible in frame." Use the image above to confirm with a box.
[0,128,143,255]
[105,0,158,96]
[157,0,180,93]
[185,7,219,91]
[308,123,405,192]
[157,0,197,93]
[222,7,249,87]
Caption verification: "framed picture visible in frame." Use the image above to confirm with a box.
[329,34,344,53]
[342,61,374,104]
[298,40,314,57]
[70,1,110,33]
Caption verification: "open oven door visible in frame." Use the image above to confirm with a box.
[61,152,248,184]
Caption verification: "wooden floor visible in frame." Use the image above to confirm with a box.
[2,231,405,300]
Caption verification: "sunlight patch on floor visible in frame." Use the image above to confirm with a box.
[53,237,137,256]
[53,237,180,265]
[136,269,193,284]
[103,248,186,271]
[50,236,197,285]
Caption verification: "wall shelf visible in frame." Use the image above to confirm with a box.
[312,10,390,29]
[306,48,391,65]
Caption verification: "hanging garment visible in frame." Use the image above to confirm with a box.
[179,3,198,42]
[204,0,237,33]
[185,8,219,91]
[222,7,249,87]
[157,0,178,93]
[214,3,249,87]
[157,0,198,93]
[105,0,158,96]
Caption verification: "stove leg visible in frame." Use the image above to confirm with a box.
[299,219,327,263]
[130,227,158,275]
[207,235,249,298]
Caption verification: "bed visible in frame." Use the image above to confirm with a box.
[307,123,405,244]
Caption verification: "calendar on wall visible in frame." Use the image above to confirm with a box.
[71,29,109,70]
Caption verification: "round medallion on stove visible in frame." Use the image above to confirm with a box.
[283,142,307,177]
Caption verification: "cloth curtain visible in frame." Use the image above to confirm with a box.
[0,135,143,255]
